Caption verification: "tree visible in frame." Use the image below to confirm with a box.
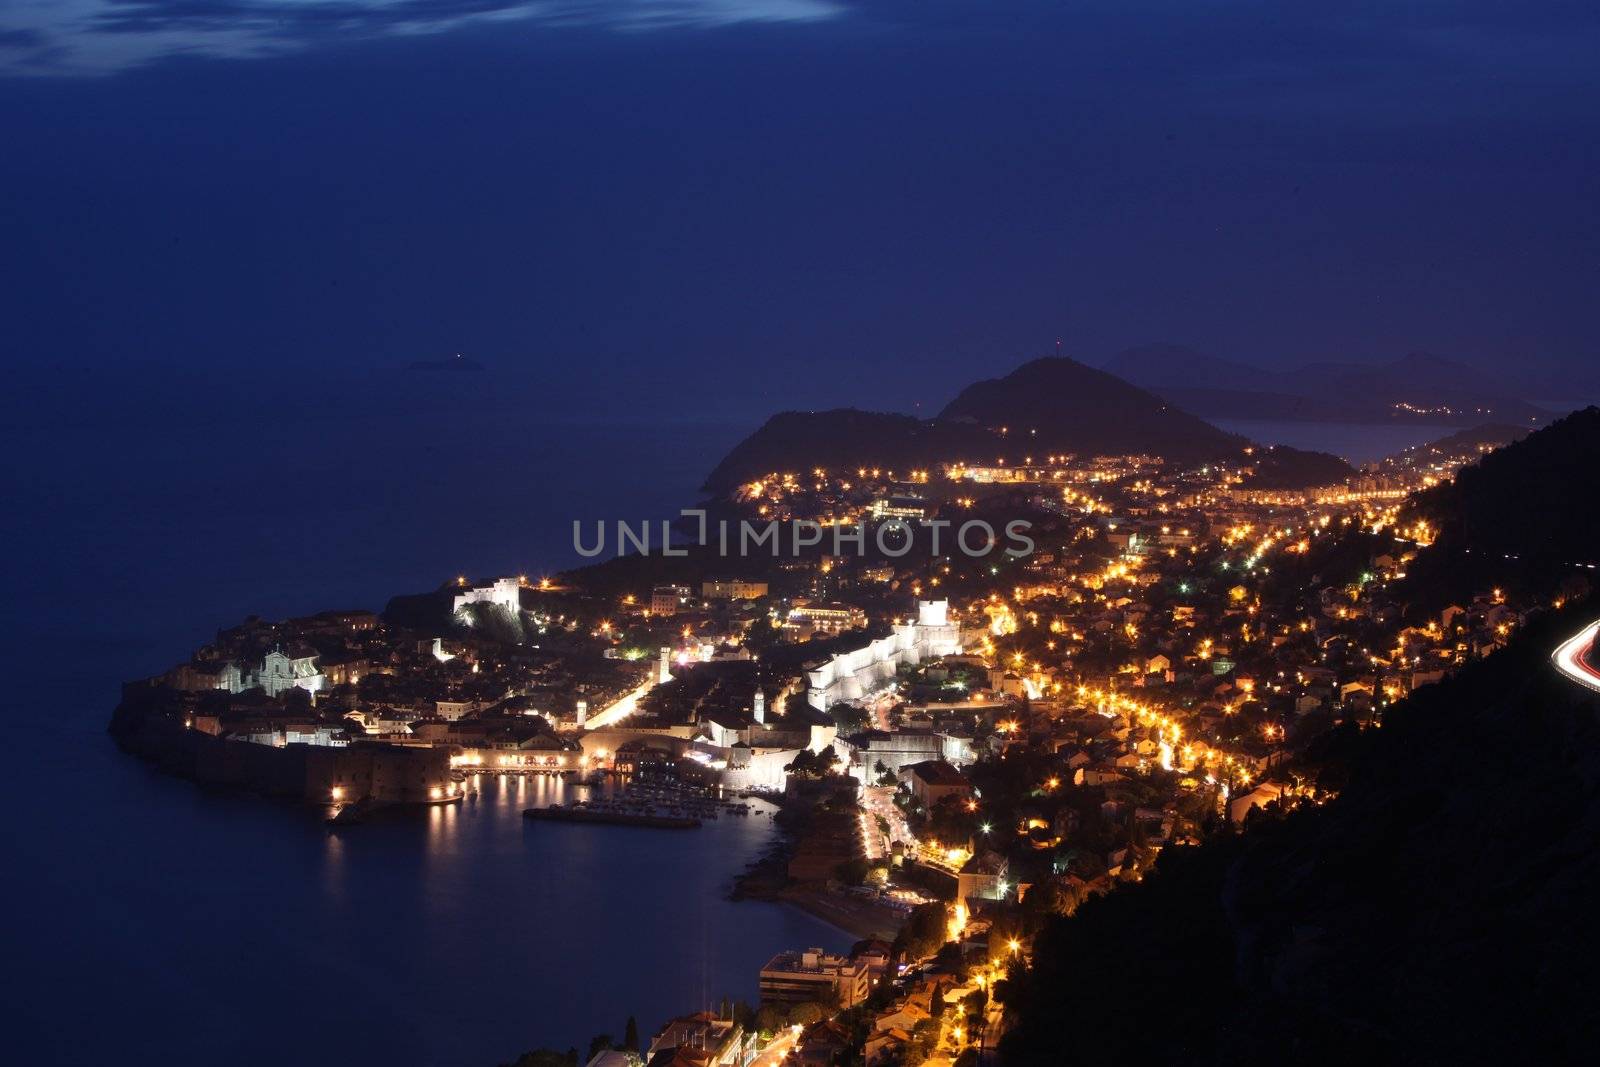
[836,857,872,884]
[894,901,949,962]
[622,1016,639,1054]
[961,987,988,1025]
[586,1034,614,1062]
[1019,879,1076,925]
[786,749,825,778]
[756,1003,789,1033]
[788,1001,826,1026]
[832,704,871,735]
[925,794,976,846]
[932,941,966,975]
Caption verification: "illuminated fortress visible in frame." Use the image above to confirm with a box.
[805,600,963,712]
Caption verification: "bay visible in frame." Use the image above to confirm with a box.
[0,371,848,1067]
[1210,418,1448,464]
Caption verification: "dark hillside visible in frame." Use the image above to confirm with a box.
[1002,602,1600,1064]
[1397,406,1600,605]
[701,409,995,495]
[939,356,1243,463]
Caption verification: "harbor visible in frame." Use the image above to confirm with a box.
[527,769,770,829]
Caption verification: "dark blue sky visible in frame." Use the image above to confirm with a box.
[3,1,1598,416]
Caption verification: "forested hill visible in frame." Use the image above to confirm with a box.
[700,409,995,495]
[1000,601,1600,1065]
[702,357,1250,494]
[937,357,1245,463]
[1395,405,1600,605]
[1403,405,1600,566]
[1238,444,1353,489]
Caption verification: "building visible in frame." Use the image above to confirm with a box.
[869,495,928,520]
[1229,780,1287,824]
[652,585,690,616]
[901,760,972,808]
[838,729,973,778]
[647,1012,752,1067]
[343,744,457,803]
[956,851,1011,904]
[851,938,895,983]
[792,1021,854,1067]
[701,579,769,600]
[700,709,751,748]
[434,699,485,721]
[759,948,870,1008]
[865,1028,913,1067]
[318,651,370,687]
[168,660,244,693]
[787,600,867,635]
[804,601,963,711]
[452,577,522,616]
[258,646,324,698]
[298,609,380,635]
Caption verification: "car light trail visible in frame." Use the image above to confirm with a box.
[1551,620,1600,694]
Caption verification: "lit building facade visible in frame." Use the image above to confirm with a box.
[759,949,870,1008]
[452,577,523,616]
[805,601,963,711]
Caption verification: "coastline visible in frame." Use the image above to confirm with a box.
[775,885,906,942]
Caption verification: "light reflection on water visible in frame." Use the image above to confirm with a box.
[4,399,831,1067]
[12,736,849,1067]
[305,772,844,1065]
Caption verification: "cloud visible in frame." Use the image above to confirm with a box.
[0,0,846,75]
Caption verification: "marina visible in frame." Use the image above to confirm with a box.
[528,770,769,829]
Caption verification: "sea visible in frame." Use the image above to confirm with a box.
[0,370,1518,1065]
[1208,418,1445,464]
[0,368,850,1067]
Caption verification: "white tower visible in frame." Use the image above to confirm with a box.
[490,577,522,613]
[753,687,766,725]
[658,647,673,685]
[575,699,588,727]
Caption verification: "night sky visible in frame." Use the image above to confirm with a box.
[3,1,1598,416]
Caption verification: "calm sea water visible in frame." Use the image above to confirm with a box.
[0,370,849,1067]
[1209,418,1448,463]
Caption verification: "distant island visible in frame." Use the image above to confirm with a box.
[1102,343,1551,426]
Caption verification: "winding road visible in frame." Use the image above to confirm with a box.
[1551,620,1600,694]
